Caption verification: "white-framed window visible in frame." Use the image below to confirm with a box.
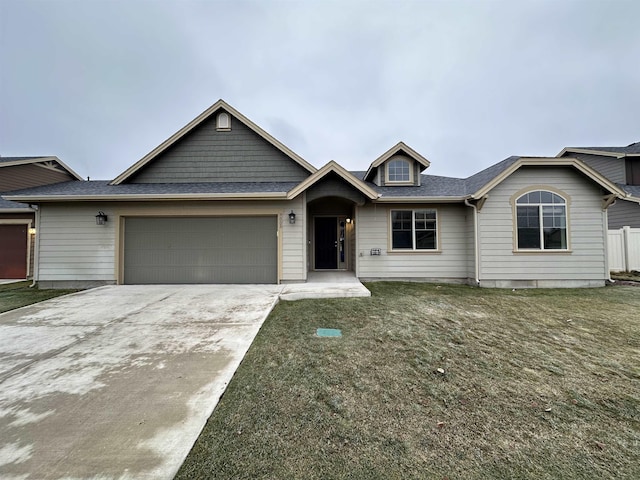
[216,112,231,131]
[516,190,567,250]
[386,157,411,183]
[391,209,437,250]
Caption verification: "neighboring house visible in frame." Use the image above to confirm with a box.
[557,143,640,228]
[0,156,82,279]
[5,101,627,288]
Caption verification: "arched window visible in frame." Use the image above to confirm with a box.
[216,112,231,131]
[516,190,567,250]
[386,157,411,183]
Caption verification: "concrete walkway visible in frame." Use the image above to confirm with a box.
[0,277,369,480]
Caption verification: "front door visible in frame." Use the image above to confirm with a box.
[314,217,338,269]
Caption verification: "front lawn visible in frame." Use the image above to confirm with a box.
[176,283,640,480]
[0,281,79,314]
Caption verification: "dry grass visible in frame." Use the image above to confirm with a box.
[176,283,640,479]
[0,281,79,314]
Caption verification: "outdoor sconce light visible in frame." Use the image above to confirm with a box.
[28,227,37,235]
[346,218,352,224]
[288,210,296,224]
[95,211,108,225]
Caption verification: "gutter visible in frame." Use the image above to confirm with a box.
[3,192,290,202]
[464,198,480,285]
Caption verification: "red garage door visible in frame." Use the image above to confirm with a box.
[0,225,28,279]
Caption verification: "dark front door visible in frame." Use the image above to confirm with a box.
[314,217,338,269]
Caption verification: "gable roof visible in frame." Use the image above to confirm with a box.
[351,156,627,202]
[287,161,378,200]
[110,100,317,185]
[557,142,640,158]
[0,156,83,181]
[468,157,627,200]
[364,142,431,182]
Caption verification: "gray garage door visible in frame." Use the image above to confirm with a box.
[124,217,278,284]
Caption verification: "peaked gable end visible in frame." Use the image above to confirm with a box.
[112,100,316,185]
[126,110,310,183]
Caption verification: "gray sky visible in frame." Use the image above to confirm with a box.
[1,0,639,181]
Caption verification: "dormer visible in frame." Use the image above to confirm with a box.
[364,142,431,187]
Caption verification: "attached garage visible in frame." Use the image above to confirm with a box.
[0,224,28,279]
[123,216,278,284]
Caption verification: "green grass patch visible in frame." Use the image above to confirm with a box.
[0,281,79,314]
[176,283,640,480]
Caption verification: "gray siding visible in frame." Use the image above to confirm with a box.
[129,111,311,183]
[356,203,469,280]
[608,199,640,229]
[477,167,607,285]
[37,197,307,285]
[573,153,626,184]
[0,164,76,191]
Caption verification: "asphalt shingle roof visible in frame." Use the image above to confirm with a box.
[0,156,51,164]
[0,195,32,210]
[5,181,300,197]
[574,142,640,155]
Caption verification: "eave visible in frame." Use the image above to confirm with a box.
[0,156,84,181]
[556,147,640,159]
[373,196,467,203]
[110,99,317,185]
[3,192,290,203]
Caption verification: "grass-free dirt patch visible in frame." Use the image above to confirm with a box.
[0,281,79,313]
[176,283,640,480]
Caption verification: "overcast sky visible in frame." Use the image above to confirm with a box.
[1,0,639,181]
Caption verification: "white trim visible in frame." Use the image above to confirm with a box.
[513,189,569,252]
[389,208,439,252]
[364,141,430,182]
[385,156,413,184]
[4,192,289,202]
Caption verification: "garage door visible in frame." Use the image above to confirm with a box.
[0,225,28,279]
[123,217,278,284]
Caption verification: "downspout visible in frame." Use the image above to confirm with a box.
[464,198,480,285]
[603,205,614,284]
[30,204,40,288]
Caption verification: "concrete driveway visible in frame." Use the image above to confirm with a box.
[0,285,284,480]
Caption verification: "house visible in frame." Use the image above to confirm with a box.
[557,143,640,228]
[0,156,82,279]
[4,100,627,288]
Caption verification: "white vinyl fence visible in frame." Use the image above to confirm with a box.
[608,226,640,272]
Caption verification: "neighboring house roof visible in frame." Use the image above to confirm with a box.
[0,156,84,180]
[110,99,317,185]
[4,180,299,202]
[364,141,431,182]
[0,196,33,212]
[557,142,640,158]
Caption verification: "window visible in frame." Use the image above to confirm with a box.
[216,112,231,131]
[391,209,437,250]
[516,190,567,250]
[626,159,640,186]
[387,158,411,183]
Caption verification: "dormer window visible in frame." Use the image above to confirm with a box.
[386,156,412,183]
[216,112,231,131]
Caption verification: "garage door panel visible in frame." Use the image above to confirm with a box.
[0,225,28,279]
[124,217,277,284]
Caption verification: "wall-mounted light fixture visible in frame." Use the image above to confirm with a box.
[28,227,37,235]
[288,210,296,224]
[345,218,352,224]
[95,211,108,225]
